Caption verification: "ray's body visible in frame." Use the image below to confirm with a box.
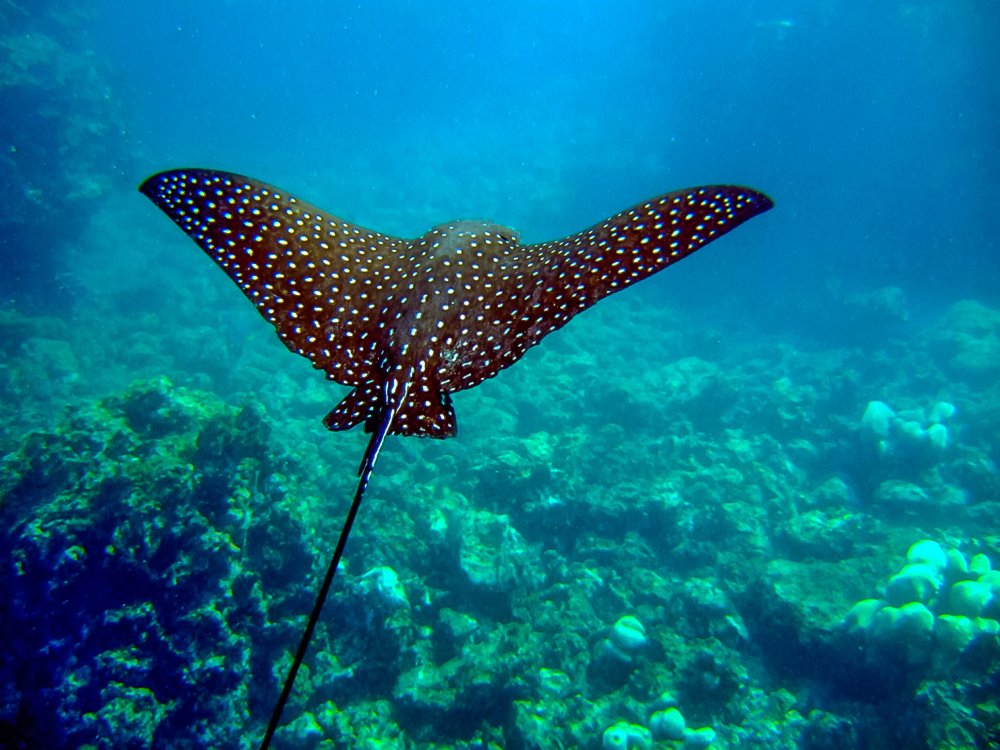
[140,169,772,747]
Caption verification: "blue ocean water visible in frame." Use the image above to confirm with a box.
[1,1,998,749]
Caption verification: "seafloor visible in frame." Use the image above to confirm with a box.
[2,279,999,749]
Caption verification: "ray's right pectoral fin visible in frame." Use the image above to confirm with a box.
[541,185,773,307]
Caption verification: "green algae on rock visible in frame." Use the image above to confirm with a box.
[0,378,315,749]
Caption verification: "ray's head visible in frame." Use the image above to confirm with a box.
[419,220,520,258]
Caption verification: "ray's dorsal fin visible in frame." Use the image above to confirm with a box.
[139,168,773,747]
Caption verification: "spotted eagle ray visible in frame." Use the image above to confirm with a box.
[139,169,772,747]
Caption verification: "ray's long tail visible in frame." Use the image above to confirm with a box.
[258,405,396,750]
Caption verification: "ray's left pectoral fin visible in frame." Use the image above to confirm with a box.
[530,185,773,313]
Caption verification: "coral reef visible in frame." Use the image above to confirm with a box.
[0,379,313,748]
[846,539,1000,666]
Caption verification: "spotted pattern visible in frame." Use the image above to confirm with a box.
[140,169,772,438]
